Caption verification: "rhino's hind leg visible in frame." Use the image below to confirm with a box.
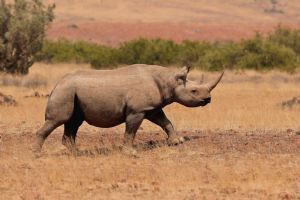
[34,120,62,153]
[62,98,84,153]
[62,113,83,153]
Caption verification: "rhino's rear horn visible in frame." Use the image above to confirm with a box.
[175,66,191,84]
[206,71,224,92]
[197,74,204,84]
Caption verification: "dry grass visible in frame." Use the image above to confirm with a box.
[0,63,300,199]
[1,63,300,130]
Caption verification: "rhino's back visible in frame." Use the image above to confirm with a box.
[72,64,168,78]
[72,64,163,100]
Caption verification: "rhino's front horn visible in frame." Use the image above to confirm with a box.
[206,71,224,91]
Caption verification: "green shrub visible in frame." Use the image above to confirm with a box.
[196,34,299,72]
[0,0,54,74]
[269,25,300,55]
[238,38,299,71]
[118,38,180,65]
[196,42,242,71]
[177,40,212,67]
[37,39,75,62]
[89,48,118,69]
[37,39,117,68]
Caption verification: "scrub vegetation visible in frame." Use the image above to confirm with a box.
[37,26,300,72]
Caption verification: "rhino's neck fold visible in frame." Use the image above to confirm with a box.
[153,74,175,107]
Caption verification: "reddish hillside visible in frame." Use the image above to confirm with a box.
[45,0,300,46]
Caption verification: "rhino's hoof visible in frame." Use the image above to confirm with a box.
[32,143,42,154]
[167,136,185,146]
[121,146,138,157]
[179,136,185,143]
[33,152,43,159]
[32,146,43,158]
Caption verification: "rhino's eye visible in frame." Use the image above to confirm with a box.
[191,89,198,95]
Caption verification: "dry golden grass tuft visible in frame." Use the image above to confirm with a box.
[0,63,300,199]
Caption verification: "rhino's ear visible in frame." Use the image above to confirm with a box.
[175,66,191,84]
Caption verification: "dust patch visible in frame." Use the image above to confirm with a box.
[281,96,300,109]
[0,92,17,106]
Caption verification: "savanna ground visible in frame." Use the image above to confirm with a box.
[1,64,300,199]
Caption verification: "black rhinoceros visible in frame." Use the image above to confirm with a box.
[34,64,223,153]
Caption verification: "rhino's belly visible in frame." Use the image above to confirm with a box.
[84,112,124,128]
[80,104,125,128]
[77,95,126,128]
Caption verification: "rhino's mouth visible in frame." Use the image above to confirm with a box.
[198,101,209,106]
[198,97,211,106]
[185,98,211,107]
[203,97,211,104]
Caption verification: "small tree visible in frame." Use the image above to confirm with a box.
[0,0,54,74]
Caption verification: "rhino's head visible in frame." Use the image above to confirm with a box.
[173,66,223,107]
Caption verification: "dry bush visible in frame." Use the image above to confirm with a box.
[0,0,54,74]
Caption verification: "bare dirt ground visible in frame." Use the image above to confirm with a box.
[1,64,300,199]
[45,0,300,45]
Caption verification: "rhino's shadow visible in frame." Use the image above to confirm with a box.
[135,135,202,151]
[52,135,202,157]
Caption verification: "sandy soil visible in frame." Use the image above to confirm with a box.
[1,64,300,199]
[0,127,300,199]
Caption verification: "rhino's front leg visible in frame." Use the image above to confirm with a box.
[146,109,184,145]
[124,112,145,148]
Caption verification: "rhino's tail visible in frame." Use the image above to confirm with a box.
[44,78,77,123]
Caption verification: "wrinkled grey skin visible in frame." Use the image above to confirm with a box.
[34,64,223,153]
